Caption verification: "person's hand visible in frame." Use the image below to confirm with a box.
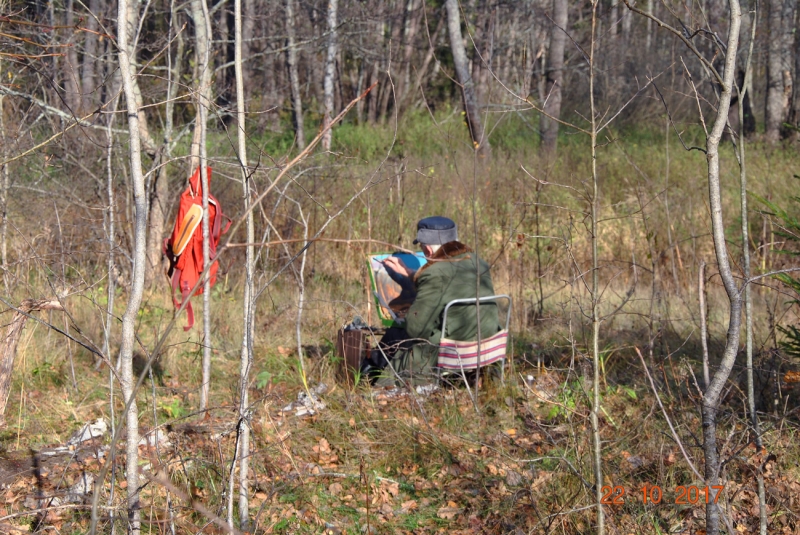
[383,256,413,278]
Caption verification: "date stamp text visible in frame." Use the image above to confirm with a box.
[601,484,724,505]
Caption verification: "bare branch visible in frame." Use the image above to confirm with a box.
[635,347,704,479]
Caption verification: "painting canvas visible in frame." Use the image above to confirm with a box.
[367,252,427,327]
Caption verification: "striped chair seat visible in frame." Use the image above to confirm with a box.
[437,329,508,370]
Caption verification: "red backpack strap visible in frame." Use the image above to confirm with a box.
[209,196,231,242]
[163,238,177,278]
[171,267,194,331]
[180,279,195,331]
[208,196,231,261]
[210,196,223,245]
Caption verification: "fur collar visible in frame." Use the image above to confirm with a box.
[414,241,473,281]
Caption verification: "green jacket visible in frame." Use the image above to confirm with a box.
[391,241,501,382]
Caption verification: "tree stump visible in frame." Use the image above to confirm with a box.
[0,299,64,427]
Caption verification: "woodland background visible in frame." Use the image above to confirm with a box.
[1,0,800,533]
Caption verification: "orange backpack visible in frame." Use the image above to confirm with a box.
[163,167,231,330]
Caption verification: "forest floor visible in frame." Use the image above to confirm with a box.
[3,125,800,533]
[1,288,799,535]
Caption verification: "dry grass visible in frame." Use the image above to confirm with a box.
[2,128,800,533]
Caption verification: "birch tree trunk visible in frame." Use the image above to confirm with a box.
[103,78,121,371]
[789,17,800,133]
[765,0,795,142]
[118,0,159,286]
[144,20,184,286]
[444,0,489,154]
[80,0,101,114]
[115,0,158,160]
[587,2,604,532]
[321,0,338,151]
[235,0,254,527]
[189,0,214,411]
[0,91,8,272]
[737,9,768,530]
[398,15,444,112]
[701,1,742,532]
[470,3,492,111]
[190,0,212,172]
[399,0,420,105]
[243,0,255,93]
[367,1,384,125]
[541,0,568,155]
[117,0,148,530]
[63,0,81,113]
[622,2,631,43]
[286,0,306,150]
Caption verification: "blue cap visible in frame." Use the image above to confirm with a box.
[413,216,458,245]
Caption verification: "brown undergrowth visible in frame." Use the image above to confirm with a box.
[2,132,800,533]
[1,285,799,534]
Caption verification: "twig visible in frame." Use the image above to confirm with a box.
[143,471,240,534]
[635,347,703,479]
[226,237,415,253]
[741,267,800,292]
[680,57,710,137]
[620,0,723,85]
[651,82,707,153]
[597,74,660,133]
[699,261,710,389]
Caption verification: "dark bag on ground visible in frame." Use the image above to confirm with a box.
[335,325,371,386]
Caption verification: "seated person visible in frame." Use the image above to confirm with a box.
[362,216,501,384]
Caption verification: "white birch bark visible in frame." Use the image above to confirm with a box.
[322,0,338,151]
[295,206,309,377]
[235,0,254,527]
[736,10,767,530]
[144,28,183,286]
[399,0,420,103]
[0,91,8,273]
[765,0,795,141]
[63,0,82,113]
[80,0,101,114]
[541,0,567,155]
[444,0,489,153]
[190,0,214,411]
[588,2,604,532]
[116,0,148,531]
[103,78,120,531]
[701,1,741,532]
[286,0,306,150]
[103,76,121,370]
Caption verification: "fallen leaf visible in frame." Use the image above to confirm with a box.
[506,470,523,486]
[437,504,463,520]
[381,480,400,497]
[400,499,417,512]
[0,523,30,534]
[783,370,800,383]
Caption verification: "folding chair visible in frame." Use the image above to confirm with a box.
[437,295,512,383]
